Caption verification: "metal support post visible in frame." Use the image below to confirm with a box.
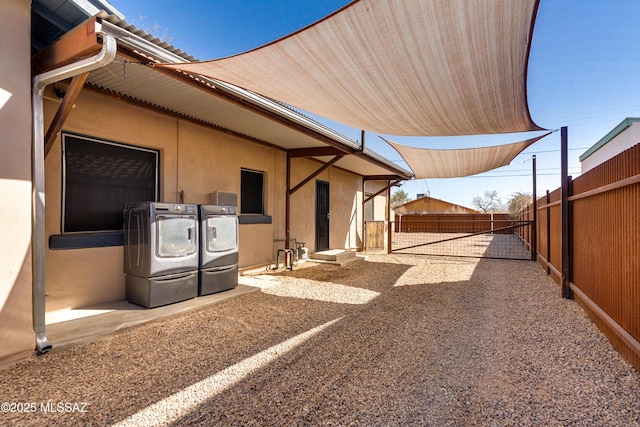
[561,126,573,299]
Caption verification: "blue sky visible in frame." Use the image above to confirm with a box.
[112,0,640,209]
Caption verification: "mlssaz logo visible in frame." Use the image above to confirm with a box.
[40,402,88,413]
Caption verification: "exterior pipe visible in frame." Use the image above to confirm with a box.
[31,30,117,354]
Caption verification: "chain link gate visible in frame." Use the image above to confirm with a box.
[391,214,533,260]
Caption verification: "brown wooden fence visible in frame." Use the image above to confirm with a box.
[395,213,519,234]
[518,143,640,371]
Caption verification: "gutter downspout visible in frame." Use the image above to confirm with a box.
[31,30,117,354]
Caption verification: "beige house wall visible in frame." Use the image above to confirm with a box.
[0,0,36,364]
[43,89,179,313]
[41,87,376,314]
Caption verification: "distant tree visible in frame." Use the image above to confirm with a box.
[391,189,410,208]
[471,190,503,213]
[507,192,533,217]
[135,16,174,44]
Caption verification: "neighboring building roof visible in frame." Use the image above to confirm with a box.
[579,117,640,162]
[395,195,480,214]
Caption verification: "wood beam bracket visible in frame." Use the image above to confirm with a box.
[289,155,345,195]
[44,73,89,158]
[364,179,402,203]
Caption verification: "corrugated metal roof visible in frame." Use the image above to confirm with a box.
[88,59,336,150]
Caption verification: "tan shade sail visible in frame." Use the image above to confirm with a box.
[384,133,551,178]
[157,0,544,136]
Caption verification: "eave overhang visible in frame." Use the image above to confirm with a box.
[34,14,412,181]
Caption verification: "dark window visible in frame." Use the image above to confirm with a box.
[240,168,264,215]
[62,133,159,233]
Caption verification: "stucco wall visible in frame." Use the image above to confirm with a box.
[175,120,285,267]
[41,87,373,313]
[286,159,386,252]
[0,0,35,365]
[43,89,180,312]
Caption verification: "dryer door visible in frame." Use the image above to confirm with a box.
[156,214,198,257]
[206,215,238,253]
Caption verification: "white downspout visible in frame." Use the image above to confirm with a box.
[31,28,117,353]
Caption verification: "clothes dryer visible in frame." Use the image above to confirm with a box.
[123,202,199,308]
[198,205,239,295]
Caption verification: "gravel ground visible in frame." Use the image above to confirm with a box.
[0,254,638,426]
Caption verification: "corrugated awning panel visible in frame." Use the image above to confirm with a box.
[158,0,544,136]
[384,133,551,178]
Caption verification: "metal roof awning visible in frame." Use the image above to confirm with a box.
[32,13,412,181]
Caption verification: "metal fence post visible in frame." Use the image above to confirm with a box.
[561,126,573,299]
[532,155,537,260]
[546,190,551,275]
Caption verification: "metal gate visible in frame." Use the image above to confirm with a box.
[391,214,533,260]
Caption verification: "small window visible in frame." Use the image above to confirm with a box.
[240,168,265,215]
[62,133,159,233]
[364,193,374,221]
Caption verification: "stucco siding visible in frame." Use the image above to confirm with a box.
[40,87,372,312]
[0,0,35,364]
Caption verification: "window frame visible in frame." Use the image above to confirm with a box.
[364,192,375,221]
[60,132,160,235]
[240,167,265,215]
[239,167,271,224]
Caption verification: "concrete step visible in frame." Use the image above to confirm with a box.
[310,249,359,265]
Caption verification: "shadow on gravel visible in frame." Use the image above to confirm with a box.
[269,258,415,293]
[2,256,638,426]
[163,257,640,426]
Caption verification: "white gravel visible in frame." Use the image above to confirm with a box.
[0,254,638,426]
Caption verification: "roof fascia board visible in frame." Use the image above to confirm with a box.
[579,117,640,161]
